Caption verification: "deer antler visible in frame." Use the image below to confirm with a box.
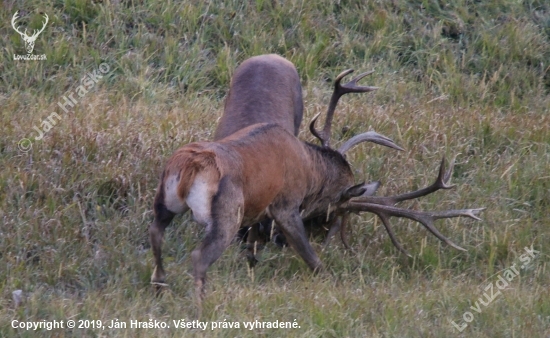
[11,12,49,54]
[308,69,403,155]
[11,11,25,37]
[358,156,457,206]
[322,214,351,250]
[11,12,48,38]
[309,115,404,154]
[310,69,378,148]
[341,156,485,256]
[30,13,49,39]
[337,131,405,154]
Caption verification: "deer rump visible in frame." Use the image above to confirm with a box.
[163,124,298,228]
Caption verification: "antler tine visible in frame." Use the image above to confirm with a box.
[337,131,404,154]
[311,69,378,147]
[442,155,457,185]
[339,155,484,254]
[31,13,48,38]
[433,208,486,222]
[345,202,485,253]
[323,214,354,251]
[309,113,324,145]
[334,69,355,83]
[11,11,24,36]
[378,213,411,257]
[339,214,351,250]
[338,70,378,94]
[352,157,457,206]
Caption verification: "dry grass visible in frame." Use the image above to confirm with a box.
[1,0,549,337]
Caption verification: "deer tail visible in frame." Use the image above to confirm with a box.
[175,149,220,200]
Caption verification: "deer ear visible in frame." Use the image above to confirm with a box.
[360,181,381,197]
[341,181,381,201]
[341,182,367,201]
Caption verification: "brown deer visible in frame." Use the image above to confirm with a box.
[214,55,383,259]
[149,69,483,307]
[213,54,303,261]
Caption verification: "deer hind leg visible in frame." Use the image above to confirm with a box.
[151,170,191,289]
[270,207,322,272]
[191,176,243,306]
[150,203,175,286]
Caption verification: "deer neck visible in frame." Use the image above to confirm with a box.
[300,143,353,219]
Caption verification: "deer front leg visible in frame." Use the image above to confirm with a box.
[271,207,322,272]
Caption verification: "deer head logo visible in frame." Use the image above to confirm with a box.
[11,11,49,54]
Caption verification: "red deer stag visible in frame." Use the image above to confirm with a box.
[149,70,483,306]
[214,55,383,259]
[213,54,303,260]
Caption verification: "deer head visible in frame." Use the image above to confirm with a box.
[309,70,484,255]
[11,11,49,54]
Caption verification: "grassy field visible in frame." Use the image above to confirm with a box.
[1,0,549,337]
